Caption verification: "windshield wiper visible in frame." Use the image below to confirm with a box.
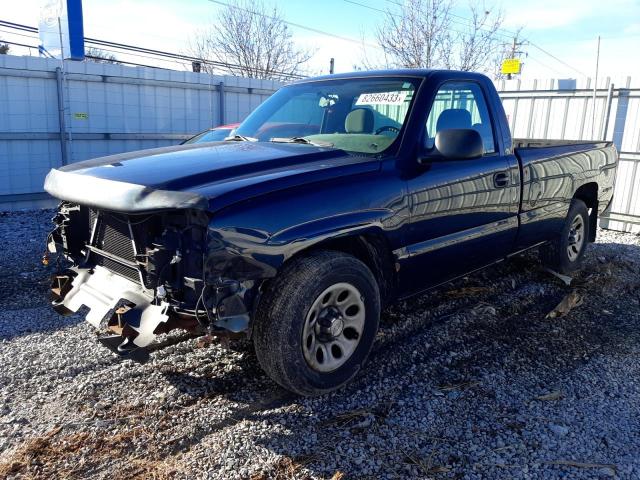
[270,136,334,147]
[225,134,258,142]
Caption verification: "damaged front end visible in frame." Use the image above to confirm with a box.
[47,203,254,362]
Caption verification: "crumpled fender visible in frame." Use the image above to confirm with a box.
[203,209,394,282]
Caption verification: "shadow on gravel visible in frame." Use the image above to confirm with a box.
[163,344,261,400]
[0,209,82,340]
[0,268,83,341]
[2,232,639,478]
[153,241,640,478]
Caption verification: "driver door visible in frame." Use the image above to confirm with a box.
[399,81,518,295]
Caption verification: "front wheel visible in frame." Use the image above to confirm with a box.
[539,199,590,274]
[253,251,380,396]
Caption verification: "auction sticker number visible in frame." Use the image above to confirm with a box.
[356,91,408,106]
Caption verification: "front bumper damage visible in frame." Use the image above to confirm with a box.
[46,202,257,361]
[52,266,170,362]
[51,265,254,362]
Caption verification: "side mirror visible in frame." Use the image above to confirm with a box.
[432,128,484,160]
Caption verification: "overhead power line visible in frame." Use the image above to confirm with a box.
[1,38,191,70]
[0,39,39,51]
[0,36,185,69]
[0,26,191,67]
[526,54,563,76]
[1,11,587,79]
[528,42,587,77]
[381,0,522,38]
[0,27,39,40]
[370,0,514,40]
[0,19,306,79]
[344,0,587,77]
[206,0,382,50]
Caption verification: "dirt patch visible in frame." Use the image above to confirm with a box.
[0,426,177,480]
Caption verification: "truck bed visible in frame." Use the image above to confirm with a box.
[511,137,617,249]
[513,138,610,149]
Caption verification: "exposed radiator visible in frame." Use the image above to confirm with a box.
[88,209,150,286]
[91,210,136,262]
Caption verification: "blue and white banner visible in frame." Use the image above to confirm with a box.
[38,0,84,60]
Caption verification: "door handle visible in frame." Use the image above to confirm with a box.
[493,172,510,188]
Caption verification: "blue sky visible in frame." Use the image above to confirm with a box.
[2,0,640,80]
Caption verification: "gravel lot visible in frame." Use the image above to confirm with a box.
[1,209,639,479]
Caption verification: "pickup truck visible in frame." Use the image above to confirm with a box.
[44,70,618,395]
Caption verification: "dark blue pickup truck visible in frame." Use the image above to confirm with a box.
[44,70,618,395]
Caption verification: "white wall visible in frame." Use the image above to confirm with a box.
[0,54,281,209]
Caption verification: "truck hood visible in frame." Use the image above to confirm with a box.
[44,142,380,213]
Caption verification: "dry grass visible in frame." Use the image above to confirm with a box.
[0,425,176,479]
[250,456,310,480]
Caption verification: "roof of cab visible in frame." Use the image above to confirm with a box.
[291,69,491,84]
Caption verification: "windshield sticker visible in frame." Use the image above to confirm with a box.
[356,91,408,106]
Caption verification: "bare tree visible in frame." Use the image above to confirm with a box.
[187,0,312,80]
[85,47,119,64]
[0,40,9,55]
[374,0,453,69]
[371,0,512,74]
[455,4,505,71]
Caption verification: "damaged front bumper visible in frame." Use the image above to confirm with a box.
[51,265,253,362]
[46,203,256,361]
[52,266,170,362]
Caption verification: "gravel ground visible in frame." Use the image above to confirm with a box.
[1,209,639,479]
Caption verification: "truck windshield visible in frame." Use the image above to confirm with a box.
[234,77,419,154]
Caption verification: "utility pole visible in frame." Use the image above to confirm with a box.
[506,35,526,80]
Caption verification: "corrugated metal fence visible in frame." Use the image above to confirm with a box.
[495,76,640,234]
[1,56,639,235]
[0,55,281,209]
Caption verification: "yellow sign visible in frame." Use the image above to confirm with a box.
[74,112,88,120]
[501,58,521,75]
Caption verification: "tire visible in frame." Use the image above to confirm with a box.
[253,250,380,396]
[539,199,590,274]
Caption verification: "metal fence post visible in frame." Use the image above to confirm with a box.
[218,81,225,126]
[600,87,631,230]
[611,88,630,152]
[601,83,614,140]
[55,66,69,166]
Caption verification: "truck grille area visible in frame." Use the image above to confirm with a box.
[94,255,141,284]
[91,210,136,262]
[88,209,155,287]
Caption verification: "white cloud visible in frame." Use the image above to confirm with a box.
[503,0,637,31]
[624,23,640,34]
[503,3,589,30]
[297,34,375,75]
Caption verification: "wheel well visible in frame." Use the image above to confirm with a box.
[309,233,397,306]
[574,182,598,242]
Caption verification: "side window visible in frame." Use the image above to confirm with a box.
[425,82,496,154]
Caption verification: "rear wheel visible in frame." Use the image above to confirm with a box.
[540,199,590,274]
[253,250,380,396]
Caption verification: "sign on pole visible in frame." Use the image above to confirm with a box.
[501,58,521,75]
[38,0,84,60]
